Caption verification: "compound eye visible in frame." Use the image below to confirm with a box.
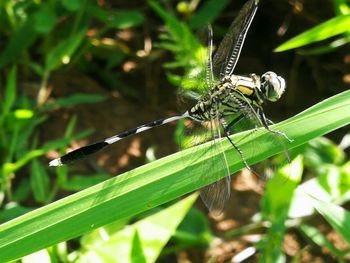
[261,71,286,102]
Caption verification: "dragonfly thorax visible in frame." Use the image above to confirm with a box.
[188,74,258,121]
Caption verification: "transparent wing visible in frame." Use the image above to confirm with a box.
[176,23,217,155]
[200,177,231,215]
[205,24,215,88]
[212,0,259,78]
[177,106,232,214]
[177,23,218,109]
[199,116,231,215]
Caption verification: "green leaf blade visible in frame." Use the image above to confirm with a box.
[45,28,87,72]
[2,66,17,117]
[188,0,230,29]
[0,90,350,261]
[299,224,343,258]
[275,14,350,52]
[33,4,57,33]
[312,198,350,244]
[110,10,145,29]
[0,18,37,69]
[30,160,50,203]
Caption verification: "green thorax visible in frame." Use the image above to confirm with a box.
[188,74,262,121]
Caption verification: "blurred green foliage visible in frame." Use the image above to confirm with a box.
[0,0,145,215]
[226,136,350,262]
[275,0,350,54]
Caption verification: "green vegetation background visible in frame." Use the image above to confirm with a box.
[0,0,350,262]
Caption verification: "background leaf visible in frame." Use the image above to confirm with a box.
[299,224,344,258]
[311,197,350,244]
[109,10,145,29]
[45,27,87,72]
[2,66,16,118]
[275,14,350,52]
[30,159,50,203]
[50,93,107,109]
[0,18,37,68]
[34,4,57,33]
[77,194,198,263]
[188,0,230,29]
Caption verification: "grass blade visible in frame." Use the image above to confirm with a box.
[77,194,197,263]
[275,15,350,52]
[0,90,350,261]
[311,197,350,244]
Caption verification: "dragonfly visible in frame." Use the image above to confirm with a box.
[49,0,290,214]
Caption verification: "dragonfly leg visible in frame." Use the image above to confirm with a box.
[224,114,244,133]
[258,109,293,142]
[220,117,251,170]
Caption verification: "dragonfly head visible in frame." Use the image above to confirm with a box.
[260,71,286,102]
